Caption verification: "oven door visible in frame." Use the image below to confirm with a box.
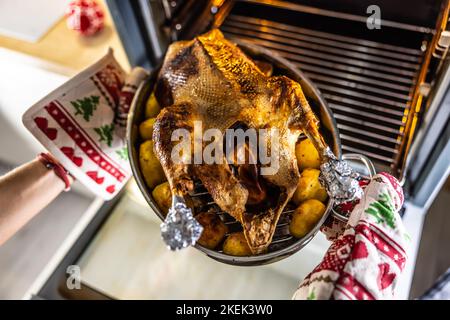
[25,182,332,300]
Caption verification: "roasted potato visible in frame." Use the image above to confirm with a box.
[152,182,171,215]
[222,232,252,256]
[292,168,328,205]
[139,140,166,189]
[196,212,228,249]
[145,93,161,118]
[139,117,156,141]
[296,138,320,170]
[289,199,326,238]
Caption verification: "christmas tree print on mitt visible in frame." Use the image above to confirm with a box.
[71,95,100,121]
[116,146,128,161]
[365,192,396,229]
[94,123,115,147]
[307,289,316,300]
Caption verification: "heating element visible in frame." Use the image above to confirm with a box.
[108,0,448,182]
[220,11,426,174]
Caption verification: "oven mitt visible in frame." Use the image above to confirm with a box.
[22,49,148,200]
[293,173,410,300]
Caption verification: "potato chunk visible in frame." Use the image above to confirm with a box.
[292,168,328,205]
[139,140,166,189]
[145,93,161,118]
[289,199,326,238]
[139,117,156,141]
[152,182,172,215]
[296,138,320,170]
[196,212,228,249]
[223,232,252,256]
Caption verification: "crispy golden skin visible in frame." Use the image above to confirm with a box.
[153,29,329,254]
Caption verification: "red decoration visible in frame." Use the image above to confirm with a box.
[66,0,104,36]
[377,263,396,290]
[34,117,58,140]
[45,102,127,182]
[38,153,73,191]
[351,241,369,260]
[61,146,84,167]
[106,185,116,194]
[86,171,105,184]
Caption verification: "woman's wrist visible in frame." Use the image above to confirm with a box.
[37,153,73,191]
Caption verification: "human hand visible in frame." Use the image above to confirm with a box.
[23,50,148,199]
[293,173,409,300]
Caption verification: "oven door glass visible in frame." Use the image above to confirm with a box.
[75,181,328,299]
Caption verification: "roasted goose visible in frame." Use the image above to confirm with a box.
[153,29,330,254]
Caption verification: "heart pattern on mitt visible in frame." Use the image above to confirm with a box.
[34,117,58,141]
[61,146,83,167]
[377,263,396,290]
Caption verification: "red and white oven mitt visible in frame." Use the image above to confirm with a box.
[22,49,148,199]
[293,172,410,300]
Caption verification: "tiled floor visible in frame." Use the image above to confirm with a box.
[0,162,92,299]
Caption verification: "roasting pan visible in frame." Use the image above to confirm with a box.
[127,40,344,266]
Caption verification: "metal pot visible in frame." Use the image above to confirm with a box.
[127,41,343,266]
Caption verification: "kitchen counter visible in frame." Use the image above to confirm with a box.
[0,0,130,74]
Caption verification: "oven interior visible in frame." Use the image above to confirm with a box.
[108,0,449,190]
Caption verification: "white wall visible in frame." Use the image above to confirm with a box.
[0,48,69,164]
[0,48,92,197]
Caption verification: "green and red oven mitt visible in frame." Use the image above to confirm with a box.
[293,172,409,300]
[22,50,147,199]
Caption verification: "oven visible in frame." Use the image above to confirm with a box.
[26,0,450,300]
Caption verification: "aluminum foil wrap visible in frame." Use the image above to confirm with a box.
[160,196,203,251]
[319,148,364,204]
